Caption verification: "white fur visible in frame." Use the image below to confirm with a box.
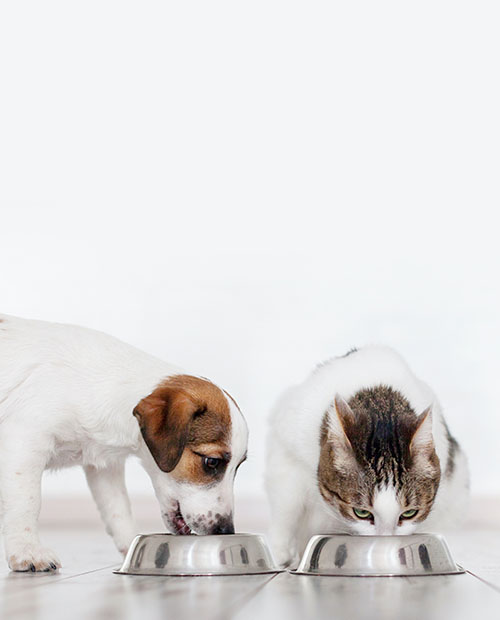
[0,314,247,571]
[265,346,469,567]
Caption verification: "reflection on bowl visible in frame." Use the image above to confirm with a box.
[292,534,464,577]
[114,533,281,576]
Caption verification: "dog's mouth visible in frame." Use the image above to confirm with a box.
[170,503,193,535]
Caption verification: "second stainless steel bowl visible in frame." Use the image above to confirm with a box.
[293,534,464,577]
[115,533,280,576]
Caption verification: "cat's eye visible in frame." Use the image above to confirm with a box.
[400,509,418,519]
[353,508,373,520]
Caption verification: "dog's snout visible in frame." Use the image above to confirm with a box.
[210,516,234,535]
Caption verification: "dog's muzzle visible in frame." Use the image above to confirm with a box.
[210,515,234,535]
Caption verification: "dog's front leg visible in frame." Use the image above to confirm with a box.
[84,461,136,555]
[0,452,61,572]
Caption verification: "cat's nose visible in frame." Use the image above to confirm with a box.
[374,521,398,536]
[376,526,397,536]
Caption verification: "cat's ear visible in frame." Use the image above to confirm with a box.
[328,395,356,450]
[410,406,434,453]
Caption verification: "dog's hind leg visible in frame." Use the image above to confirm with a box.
[84,460,136,555]
[0,433,61,572]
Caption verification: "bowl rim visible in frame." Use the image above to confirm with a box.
[302,532,448,541]
[129,532,267,539]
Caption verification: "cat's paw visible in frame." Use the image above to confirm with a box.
[8,544,61,572]
[273,546,299,569]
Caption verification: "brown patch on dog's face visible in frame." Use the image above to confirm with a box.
[169,445,231,485]
[133,375,232,480]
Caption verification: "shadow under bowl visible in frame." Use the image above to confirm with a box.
[292,533,464,577]
[114,533,281,576]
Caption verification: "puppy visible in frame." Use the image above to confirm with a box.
[0,314,248,571]
[265,346,468,567]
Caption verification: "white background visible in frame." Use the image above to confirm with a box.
[1,2,499,504]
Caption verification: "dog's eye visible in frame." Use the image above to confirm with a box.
[202,457,221,473]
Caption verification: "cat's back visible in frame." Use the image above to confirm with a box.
[313,345,435,409]
[269,345,438,451]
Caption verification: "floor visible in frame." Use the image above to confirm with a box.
[1,497,500,620]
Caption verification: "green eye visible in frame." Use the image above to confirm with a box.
[400,509,418,519]
[353,508,373,520]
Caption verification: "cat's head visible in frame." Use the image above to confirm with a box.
[317,386,441,535]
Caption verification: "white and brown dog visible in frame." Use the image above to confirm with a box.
[0,314,248,572]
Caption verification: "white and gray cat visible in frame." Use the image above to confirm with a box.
[265,346,469,568]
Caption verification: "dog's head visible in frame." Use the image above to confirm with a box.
[133,375,248,535]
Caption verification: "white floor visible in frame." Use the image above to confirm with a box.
[1,496,500,620]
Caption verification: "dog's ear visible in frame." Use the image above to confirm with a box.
[133,386,199,472]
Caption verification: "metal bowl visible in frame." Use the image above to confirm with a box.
[114,533,281,576]
[293,534,464,577]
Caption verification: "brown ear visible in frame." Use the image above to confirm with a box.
[133,386,199,472]
[410,406,434,453]
[331,394,357,447]
[323,395,358,470]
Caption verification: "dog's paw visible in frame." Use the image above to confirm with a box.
[8,544,61,572]
[112,530,136,557]
[117,543,131,557]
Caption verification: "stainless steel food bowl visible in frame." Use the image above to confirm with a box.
[293,534,464,577]
[114,533,280,576]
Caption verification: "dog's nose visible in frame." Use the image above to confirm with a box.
[211,516,235,535]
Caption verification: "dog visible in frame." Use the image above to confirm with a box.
[0,314,248,571]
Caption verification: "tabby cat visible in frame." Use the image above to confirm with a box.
[265,346,469,567]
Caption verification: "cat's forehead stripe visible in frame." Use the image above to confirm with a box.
[318,384,442,528]
[344,385,423,486]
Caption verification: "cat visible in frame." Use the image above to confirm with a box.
[265,345,469,567]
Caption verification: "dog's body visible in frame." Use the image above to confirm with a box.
[0,314,247,571]
[265,346,469,567]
